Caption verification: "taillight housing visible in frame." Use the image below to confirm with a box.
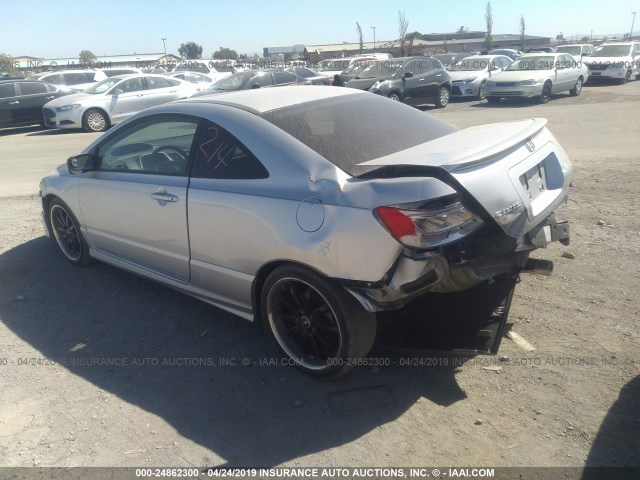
[374,196,484,249]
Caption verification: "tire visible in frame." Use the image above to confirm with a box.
[261,264,377,378]
[538,82,552,103]
[434,86,450,108]
[570,77,583,96]
[486,96,501,104]
[82,109,109,133]
[48,199,92,266]
[477,80,487,100]
[387,92,401,101]
[620,70,631,84]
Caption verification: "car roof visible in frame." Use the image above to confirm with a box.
[185,85,364,114]
[520,52,562,57]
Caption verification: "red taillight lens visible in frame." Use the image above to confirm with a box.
[374,200,484,249]
[375,206,416,239]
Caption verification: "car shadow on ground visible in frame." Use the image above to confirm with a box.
[26,128,85,137]
[0,237,471,467]
[0,125,46,137]
[582,375,640,477]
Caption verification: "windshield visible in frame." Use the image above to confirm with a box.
[506,57,555,71]
[356,61,402,79]
[590,45,632,57]
[83,77,121,94]
[316,60,351,72]
[209,72,254,91]
[449,59,492,71]
[555,46,582,56]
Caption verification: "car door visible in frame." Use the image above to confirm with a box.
[78,116,200,281]
[558,54,577,91]
[187,120,270,311]
[398,60,421,105]
[0,83,19,127]
[16,82,56,124]
[413,59,442,103]
[108,77,149,122]
[144,76,180,107]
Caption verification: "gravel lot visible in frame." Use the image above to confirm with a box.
[0,81,638,472]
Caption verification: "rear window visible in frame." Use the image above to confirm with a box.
[261,94,458,176]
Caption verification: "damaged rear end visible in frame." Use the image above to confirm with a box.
[345,118,571,318]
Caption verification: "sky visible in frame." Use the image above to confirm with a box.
[2,0,639,59]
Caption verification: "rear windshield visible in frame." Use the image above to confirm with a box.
[260,94,458,176]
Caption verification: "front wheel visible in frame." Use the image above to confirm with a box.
[387,92,401,101]
[620,70,631,84]
[49,199,92,265]
[434,86,450,108]
[570,77,583,96]
[262,265,377,378]
[477,81,487,100]
[83,109,109,133]
[538,82,552,103]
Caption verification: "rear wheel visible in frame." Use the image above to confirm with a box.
[538,82,552,103]
[262,265,377,378]
[486,96,501,104]
[434,86,450,108]
[82,109,109,133]
[570,77,583,96]
[49,199,92,265]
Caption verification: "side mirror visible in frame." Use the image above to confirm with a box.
[67,154,95,174]
[251,83,261,89]
[113,89,124,95]
[402,71,414,79]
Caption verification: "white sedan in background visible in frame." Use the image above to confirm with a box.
[484,53,588,104]
[43,74,198,132]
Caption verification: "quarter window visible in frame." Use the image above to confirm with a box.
[0,83,15,98]
[118,78,145,93]
[19,82,47,95]
[146,77,171,89]
[191,121,268,179]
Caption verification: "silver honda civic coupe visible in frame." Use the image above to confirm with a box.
[40,86,572,377]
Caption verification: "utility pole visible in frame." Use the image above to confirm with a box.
[590,30,593,41]
[161,38,167,56]
[631,12,637,40]
[371,26,376,52]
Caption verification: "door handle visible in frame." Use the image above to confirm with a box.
[45,96,55,100]
[137,94,144,97]
[436,73,442,77]
[418,78,425,81]
[170,90,177,93]
[8,101,19,105]
[150,191,178,202]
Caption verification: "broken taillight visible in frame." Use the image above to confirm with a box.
[374,197,484,249]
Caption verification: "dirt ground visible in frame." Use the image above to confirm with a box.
[0,80,638,472]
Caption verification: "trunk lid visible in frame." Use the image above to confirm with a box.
[358,119,572,239]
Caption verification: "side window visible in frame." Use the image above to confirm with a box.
[273,72,297,84]
[167,78,182,87]
[63,73,88,85]
[18,82,47,95]
[0,83,16,98]
[97,118,199,175]
[41,73,63,85]
[146,77,171,89]
[119,78,145,93]
[252,73,273,87]
[192,121,269,180]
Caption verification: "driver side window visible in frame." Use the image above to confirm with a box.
[97,118,199,175]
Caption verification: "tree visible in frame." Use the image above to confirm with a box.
[212,47,238,60]
[520,15,526,51]
[398,10,409,56]
[356,22,363,54]
[178,42,203,59]
[79,50,96,64]
[485,1,494,50]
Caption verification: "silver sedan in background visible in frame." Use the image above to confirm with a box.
[484,53,587,104]
[43,74,199,132]
[40,86,572,377]
[448,55,512,100]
